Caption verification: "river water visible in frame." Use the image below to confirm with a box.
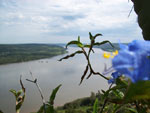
[0,47,111,113]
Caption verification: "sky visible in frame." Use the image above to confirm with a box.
[0,0,143,44]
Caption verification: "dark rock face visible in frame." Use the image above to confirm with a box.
[131,0,150,40]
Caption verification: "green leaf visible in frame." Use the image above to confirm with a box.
[10,76,26,113]
[37,104,54,113]
[37,85,61,113]
[16,90,23,98]
[92,98,98,113]
[84,44,91,48]
[101,90,106,94]
[89,32,102,41]
[115,76,128,87]
[66,41,83,48]
[10,89,17,99]
[103,84,127,98]
[93,33,102,39]
[126,108,137,113]
[94,40,114,48]
[78,36,80,42]
[124,81,150,102]
[58,51,83,61]
[49,84,62,105]
[112,89,124,99]
[89,32,94,41]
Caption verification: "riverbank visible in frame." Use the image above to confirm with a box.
[0,44,67,65]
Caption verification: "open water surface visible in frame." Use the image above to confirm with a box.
[0,47,111,113]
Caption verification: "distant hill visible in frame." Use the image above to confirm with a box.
[95,43,128,52]
[0,44,66,65]
[58,42,128,52]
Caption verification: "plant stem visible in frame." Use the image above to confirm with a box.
[134,101,141,112]
[26,72,46,113]
[100,84,113,113]
[81,47,109,80]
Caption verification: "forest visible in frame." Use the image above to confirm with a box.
[0,44,66,65]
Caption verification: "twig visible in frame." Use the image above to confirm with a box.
[128,5,134,17]
[26,72,46,113]
[81,47,109,80]
[100,84,113,113]
[20,75,25,93]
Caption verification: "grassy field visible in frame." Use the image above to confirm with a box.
[0,44,66,65]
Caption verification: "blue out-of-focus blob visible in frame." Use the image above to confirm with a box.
[108,71,122,84]
[112,40,150,83]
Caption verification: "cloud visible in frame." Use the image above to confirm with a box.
[0,0,143,43]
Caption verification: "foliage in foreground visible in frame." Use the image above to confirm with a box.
[59,32,150,113]
[9,76,26,113]
[9,75,62,113]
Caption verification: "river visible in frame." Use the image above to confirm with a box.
[0,47,111,113]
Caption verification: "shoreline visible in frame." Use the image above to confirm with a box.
[0,52,67,66]
[0,44,67,65]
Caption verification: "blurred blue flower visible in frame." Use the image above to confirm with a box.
[112,40,150,83]
[108,71,122,84]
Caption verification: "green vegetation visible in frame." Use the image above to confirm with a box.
[9,76,25,113]
[55,90,136,113]
[56,92,101,113]
[57,33,150,113]
[0,44,66,64]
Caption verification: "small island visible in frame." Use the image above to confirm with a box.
[0,44,67,65]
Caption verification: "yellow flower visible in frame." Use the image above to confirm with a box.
[103,52,111,58]
[103,50,118,59]
[112,50,118,56]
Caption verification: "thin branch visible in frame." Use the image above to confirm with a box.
[26,72,46,113]
[100,84,113,113]
[20,75,25,92]
[128,5,134,17]
[93,72,109,80]
[81,47,109,81]
[26,79,36,83]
